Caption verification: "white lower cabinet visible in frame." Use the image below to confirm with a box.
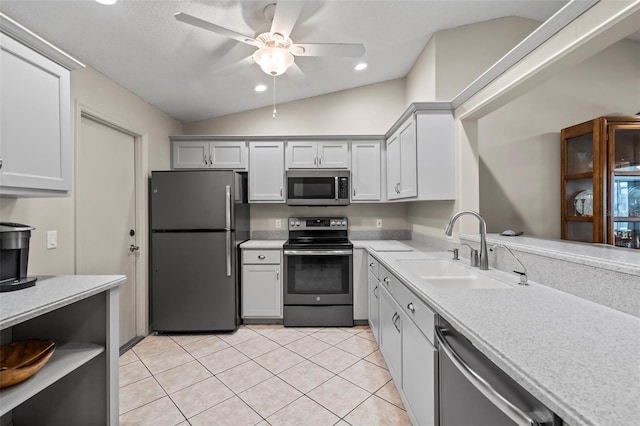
[241,250,282,318]
[402,314,437,426]
[371,253,437,426]
[368,270,380,342]
[379,285,402,382]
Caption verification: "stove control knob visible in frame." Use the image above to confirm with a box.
[341,220,347,226]
[330,221,336,227]
[295,221,301,227]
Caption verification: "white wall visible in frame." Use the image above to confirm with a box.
[0,66,181,275]
[405,17,538,238]
[184,78,406,136]
[478,38,640,238]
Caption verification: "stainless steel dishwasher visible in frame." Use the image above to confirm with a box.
[436,317,562,426]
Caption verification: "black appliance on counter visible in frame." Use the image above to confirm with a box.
[150,170,249,332]
[283,217,353,327]
[0,222,37,292]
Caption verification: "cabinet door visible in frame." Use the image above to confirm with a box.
[379,286,402,384]
[242,264,282,318]
[368,270,380,344]
[210,141,247,170]
[318,141,349,168]
[386,132,401,200]
[249,141,285,201]
[403,318,436,426]
[398,119,418,198]
[352,141,381,201]
[353,249,369,321]
[0,34,71,194]
[286,141,318,168]
[172,141,209,169]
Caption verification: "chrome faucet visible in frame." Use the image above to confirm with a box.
[445,210,489,270]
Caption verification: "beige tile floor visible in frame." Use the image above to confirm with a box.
[119,324,411,426]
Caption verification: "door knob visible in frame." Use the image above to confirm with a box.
[129,245,140,252]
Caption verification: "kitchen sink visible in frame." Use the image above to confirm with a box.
[395,258,475,278]
[421,276,511,290]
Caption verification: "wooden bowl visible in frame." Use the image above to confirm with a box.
[0,340,56,389]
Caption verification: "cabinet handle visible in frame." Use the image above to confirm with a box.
[0,157,3,170]
[373,285,378,298]
[319,155,322,165]
[203,154,208,166]
[209,154,213,166]
[276,269,279,280]
[280,187,283,197]
[392,312,400,332]
[395,183,401,194]
[313,155,317,165]
[353,187,356,197]
[407,302,415,313]
[258,255,266,260]
[383,277,390,285]
[369,262,374,268]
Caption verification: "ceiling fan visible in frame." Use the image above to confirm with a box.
[174,2,366,81]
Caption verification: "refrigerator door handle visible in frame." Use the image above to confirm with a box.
[225,230,232,277]
[225,185,231,230]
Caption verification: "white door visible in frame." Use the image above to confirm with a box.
[351,141,381,201]
[249,141,285,201]
[77,115,138,347]
[317,141,349,168]
[286,141,317,168]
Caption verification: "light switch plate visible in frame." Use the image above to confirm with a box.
[47,230,58,249]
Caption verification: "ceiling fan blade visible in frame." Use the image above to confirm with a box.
[214,55,255,76]
[286,62,310,86]
[174,12,260,47]
[270,2,303,40]
[292,43,365,57]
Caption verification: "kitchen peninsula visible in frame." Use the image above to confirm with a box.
[0,275,124,425]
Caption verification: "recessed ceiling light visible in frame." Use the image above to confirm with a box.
[254,84,267,92]
[354,63,368,71]
[95,0,118,4]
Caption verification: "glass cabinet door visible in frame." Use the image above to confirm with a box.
[609,123,640,249]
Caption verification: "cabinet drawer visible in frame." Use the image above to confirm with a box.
[390,278,435,345]
[243,250,281,265]
[367,254,379,277]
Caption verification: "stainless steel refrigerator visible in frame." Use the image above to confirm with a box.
[150,170,249,332]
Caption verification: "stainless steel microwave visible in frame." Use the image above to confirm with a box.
[286,170,350,206]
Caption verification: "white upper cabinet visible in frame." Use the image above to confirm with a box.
[386,109,455,201]
[286,140,349,169]
[249,141,285,202]
[0,20,83,196]
[351,141,381,201]
[172,140,247,170]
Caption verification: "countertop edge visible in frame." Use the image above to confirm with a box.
[1,275,126,329]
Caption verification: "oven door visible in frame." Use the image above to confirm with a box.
[283,249,353,305]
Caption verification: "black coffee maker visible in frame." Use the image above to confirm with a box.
[0,222,37,292]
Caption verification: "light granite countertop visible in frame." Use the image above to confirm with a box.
[0,275,125,329]
[366,245,640,426]
[239,240,286,249]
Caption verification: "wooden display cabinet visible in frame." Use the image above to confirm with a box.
[561,116,640,249]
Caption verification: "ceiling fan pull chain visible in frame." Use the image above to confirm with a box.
[272,75,278,119]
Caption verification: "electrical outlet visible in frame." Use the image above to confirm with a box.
[47,230,58,249]
[376,219,383,228]
[275,219,282,229]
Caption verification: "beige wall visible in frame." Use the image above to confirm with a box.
[184,78,406,136]
[0,66,181,275]
[405,17,539,238]
[478,38,640,238]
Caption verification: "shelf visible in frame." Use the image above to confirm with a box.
[564,216,593,222]
[564,172,594,180]
[0,342,104,415]
[613,217,640,223]
[612,171,640,177]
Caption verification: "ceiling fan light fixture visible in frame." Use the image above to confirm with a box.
[253,47,294,76]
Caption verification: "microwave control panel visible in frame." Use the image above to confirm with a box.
[338,177,349,199]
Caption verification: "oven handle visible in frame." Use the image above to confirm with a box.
[435,327,542,426]
[284,249,353,256]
